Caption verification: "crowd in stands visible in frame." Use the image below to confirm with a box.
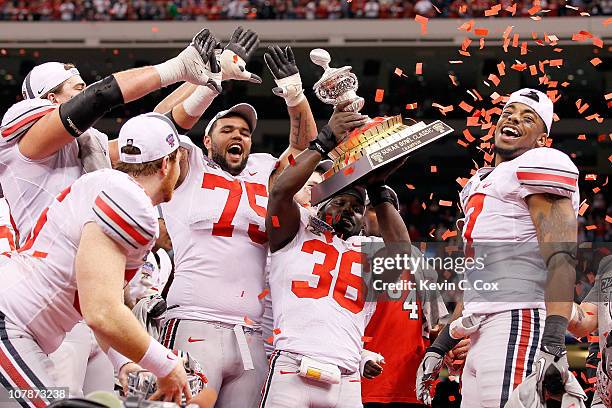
[0,0,610,21]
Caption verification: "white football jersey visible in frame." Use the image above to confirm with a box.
[162,139,277,326]
[270,207,377,372]
[0,98,109,246]
[458,147,580,315]
[0,169,157,354]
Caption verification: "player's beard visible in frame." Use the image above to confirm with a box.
[211,148,248,176]
[493,144,519,160]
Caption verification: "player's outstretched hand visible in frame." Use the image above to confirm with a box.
[264,45,305,106]
[156,28,222,92]
[150,362,192,404]
[219,26,261,83]
[416,350,444,406]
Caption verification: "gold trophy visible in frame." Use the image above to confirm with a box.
[309,48,454,205]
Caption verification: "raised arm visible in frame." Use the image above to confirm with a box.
[161,27,260,132]
[263,46,321,188]
[266,102,367,252]
[18,28,220,161]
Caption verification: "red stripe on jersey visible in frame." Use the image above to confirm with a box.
[463,193,485,258]
[95,196,149,246]
[516,171,577,188]
[0,346,47,408]
[512,309,532,389]
[1,108,55,138]
[0,226,16,251]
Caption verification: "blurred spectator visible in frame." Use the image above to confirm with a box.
[0,0,608,20]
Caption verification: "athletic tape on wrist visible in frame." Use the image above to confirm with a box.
[137,338,178,378]
[183,86,219,118]
[274,73,305,107]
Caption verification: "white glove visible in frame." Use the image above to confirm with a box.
[219,26,261,83]
[155,28,222,92]
[272,73,305,107]
[416,350,444,405]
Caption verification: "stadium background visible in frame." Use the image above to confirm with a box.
[0,4,609,406]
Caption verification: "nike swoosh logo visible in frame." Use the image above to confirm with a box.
[37,87,45,94]
[188,337,205,343]
[536,357,546,379]
[249,172,257,176]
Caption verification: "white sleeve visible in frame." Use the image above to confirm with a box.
[0,99,56,145]
[515,148,579,199]
[91,179,158,252]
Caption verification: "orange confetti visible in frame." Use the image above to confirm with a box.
[497,61,506,76]
[273,328,282,335]
[585,225,597,231]
[439,200,453,207]
[258,288,270,300]
[457,20,474,32]
[604,17,612,26]
[591,58,602,66]
[577,134,586,140]
[578,203,589,216]
[605,92,612,100]
[405,103,418,110]
[244,316,255,325]
[488,74,500,86]
[605,215,612,223]
[406,184,415,190]
[529,65,538,76]
[549,59,563,67]
[520,42,528,55]
[528,4,541,14]
[505,3,517,14]
[463,129,475,142]
[449,74,458,86]
[474,28,489,36]
[394,67,403,76]
[457,140,469,148]
[442,229,458,240]
[415,15,429,35]
[266,336,274,344]
[416,62,423,75]
[233,54,239,63]
[430,165,437,173]
[375,89,384,103]
[271,216,280,228]
[449,395,456,402]
[484,4,502,16]
[480,38,485,49]
[459,101,474,113]
[511,63,527,71]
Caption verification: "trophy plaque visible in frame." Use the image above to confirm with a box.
[309,48,454,205]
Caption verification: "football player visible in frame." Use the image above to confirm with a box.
[416,88,586,407]
[261,102,410,407]
[0,113,191,407]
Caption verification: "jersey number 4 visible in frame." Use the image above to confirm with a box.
[202,173,268,244]
[292,239,367,314]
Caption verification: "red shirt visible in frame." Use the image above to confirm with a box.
[361,282,428,404]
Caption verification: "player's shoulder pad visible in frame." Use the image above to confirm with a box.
[0,98,56,145]
[91,170,158,251]
[514,147,579,196]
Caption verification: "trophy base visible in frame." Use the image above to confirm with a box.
[311,117,453,205]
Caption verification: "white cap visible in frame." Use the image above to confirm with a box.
[22,62,81,99]
[118,113,188,164]
[204,103,257,136]
[503,88,554,135]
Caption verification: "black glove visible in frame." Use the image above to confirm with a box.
[191,28,219,67]
[264,45,299,80]
[225,26,259,62]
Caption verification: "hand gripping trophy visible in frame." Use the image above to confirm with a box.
[309,48,454,204]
